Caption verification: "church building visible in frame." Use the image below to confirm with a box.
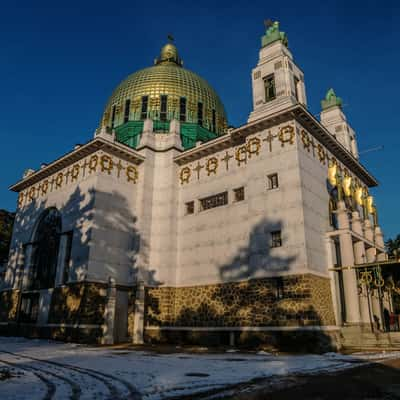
[1,22,396,351]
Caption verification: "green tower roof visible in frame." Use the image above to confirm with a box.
[321,88,343,110]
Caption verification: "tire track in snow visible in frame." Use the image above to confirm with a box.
[0,357,56,400]
[0,350,141,400]
[0,352,81,400]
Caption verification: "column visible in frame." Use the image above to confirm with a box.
[326,237,342,326]
[102,278,117,345]
[21,244,33,290]
[55,235,69,286]
[352,212,370,326]
[364,220,376,263]
[375,226,387,261]
[133,281,145,345]
[337,202,361,324]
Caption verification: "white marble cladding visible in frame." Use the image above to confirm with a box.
[6,149,141,289]
[5,113,379,291]
[176,122,305,286]
[174,120,374,286]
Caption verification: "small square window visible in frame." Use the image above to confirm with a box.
[233,187,245,202]
[270,231,282,248]
[185,201,194,215]
[267,173,279,190]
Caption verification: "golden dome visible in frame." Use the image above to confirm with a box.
[101,43,227,135]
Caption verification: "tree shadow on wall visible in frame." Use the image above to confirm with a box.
[4,185,159,344]
[168,218,337,352]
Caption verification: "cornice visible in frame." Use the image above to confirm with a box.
[174,104,378,187]
[10,137,145,192]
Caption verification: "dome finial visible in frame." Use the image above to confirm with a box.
[155,37,183,67]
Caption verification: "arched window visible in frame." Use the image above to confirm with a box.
[30,208,62,290]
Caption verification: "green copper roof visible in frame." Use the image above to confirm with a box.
[261,21,288,48]
[321,88,343,110]
[115,120,218,151]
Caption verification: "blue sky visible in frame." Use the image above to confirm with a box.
[0,0,399,238]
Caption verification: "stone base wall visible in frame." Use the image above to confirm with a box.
[49,282,107,325]
[144,328,340,353]
[0,323,103,344]
[145,274,336,328]
[0,283,108,344]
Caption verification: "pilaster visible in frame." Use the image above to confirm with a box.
[102,278,117,345]
[337,202,361,324]
[133,281,145,344]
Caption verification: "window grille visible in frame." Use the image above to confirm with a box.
[270,231,282,248]
[267,173,279,190]
[200,191,228,211]
[197,102,203,126]
[264,74,276,103]
[124,99,130,123]
[179,97,186,122]
[141,96,148,120]
[160,95,168,121]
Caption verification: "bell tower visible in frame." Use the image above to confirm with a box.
[320,89,359,159]
[248,21,307,123]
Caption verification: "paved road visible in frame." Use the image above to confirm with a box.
[215,358,400,400]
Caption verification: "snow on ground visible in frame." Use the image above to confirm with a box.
[0,336,399,400]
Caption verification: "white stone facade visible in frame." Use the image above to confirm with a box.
[2,27,389,347]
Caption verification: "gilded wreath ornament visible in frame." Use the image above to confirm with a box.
[101,155,114,174]
[206,157,218,176]
[246,137,261,158]
[126,165,138,183]
[180,166,191,184]
[278,125,295,146]
[235,145,247,166]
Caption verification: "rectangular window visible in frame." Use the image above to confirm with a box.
[270,231,282,248]
[233,187,245,202]
[200,191,228,211]
[179,97,186,122]
[123,99,131,123]
[141,96,148,120]
[111,105,116,128]
[294,76,300,102]
[264,74,276,103]
[160,95,168,121]
[197,102,203,126]
[212,109,216,132]
[275,277,284,299]
[185,201,194,215]
[62,231,73,284]
[267,173,279,190]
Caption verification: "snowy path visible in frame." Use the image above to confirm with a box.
[1,337,400,400]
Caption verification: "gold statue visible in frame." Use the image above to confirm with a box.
[342,176,352,197]
[328,164,337,186]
